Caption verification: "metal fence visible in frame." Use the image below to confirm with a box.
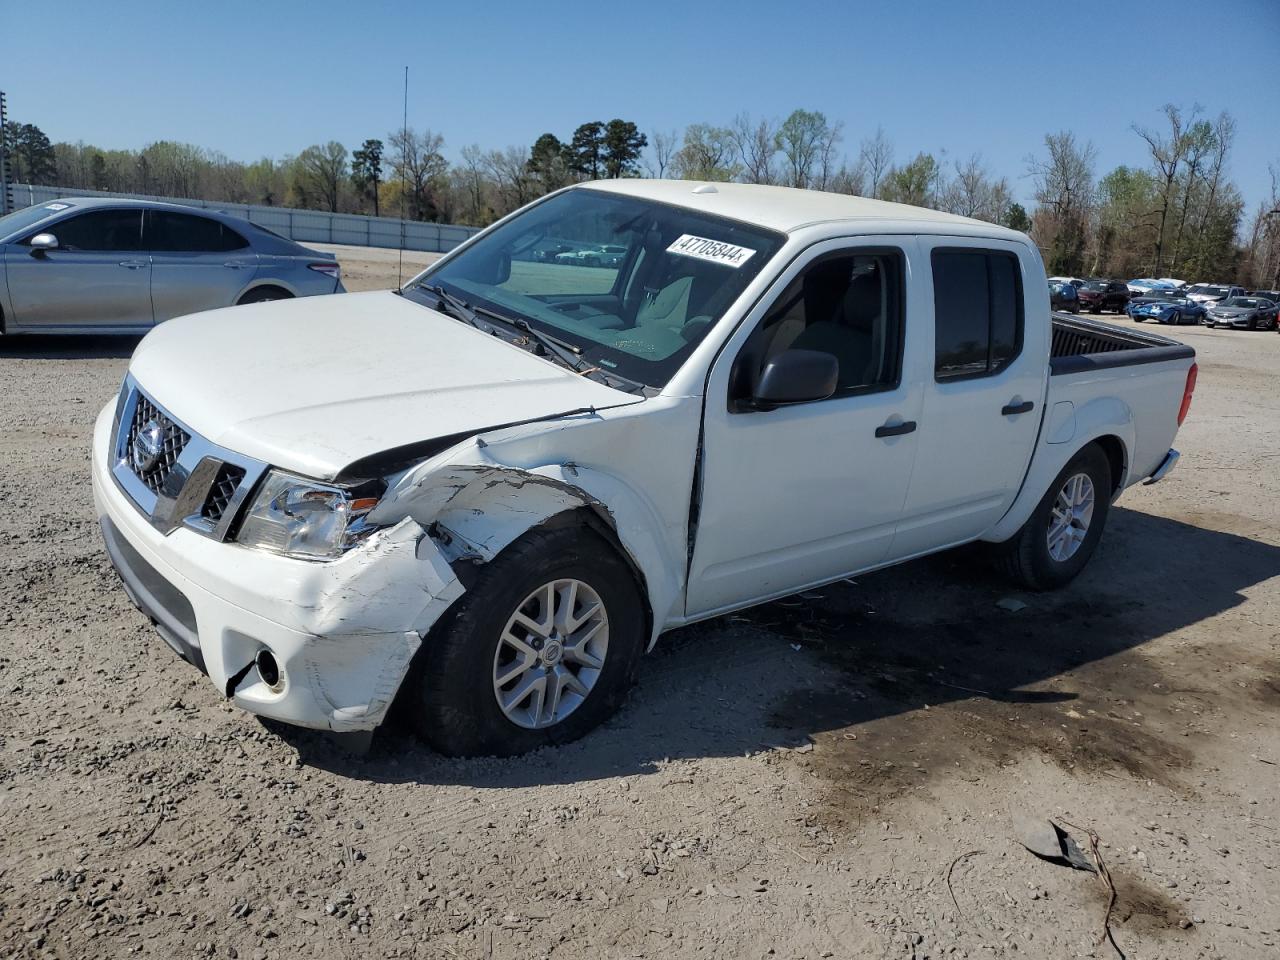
[8,183,480,253]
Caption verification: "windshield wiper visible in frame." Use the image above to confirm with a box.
[495,313,646,394]
[419,283,647,394]
[419,284,496,336]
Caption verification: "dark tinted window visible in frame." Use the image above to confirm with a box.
[933,249,1024,380]
[732,250,905,406]
[147,211,247,252]
[39,209,142,251]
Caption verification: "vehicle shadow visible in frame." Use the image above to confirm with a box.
[276,506,1280,791]
[0,333,141,359]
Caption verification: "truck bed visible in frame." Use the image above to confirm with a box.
[1050,313,1195,375]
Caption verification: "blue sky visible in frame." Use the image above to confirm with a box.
[4,0,1278,212]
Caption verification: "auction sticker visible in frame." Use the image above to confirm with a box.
[44,203,70,211]
[667,234,756,268]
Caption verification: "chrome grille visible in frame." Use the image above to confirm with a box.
[126,394,190,494]
[110,377,268,540]
[201,464,246,523]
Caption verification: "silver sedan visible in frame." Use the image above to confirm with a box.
[0,198,345,334]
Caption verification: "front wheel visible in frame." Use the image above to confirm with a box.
[410,524,645,756]
[994,444,1112,591]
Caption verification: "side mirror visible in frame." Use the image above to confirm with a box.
[751,349,839,410]
[29,233,59,255]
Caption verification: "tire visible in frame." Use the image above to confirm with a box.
[410,524,645,757]
[994,444,1112,591]
[237,287,291,305]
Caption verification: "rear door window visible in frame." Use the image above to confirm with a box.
[932,249,1024,380]
[147,211,248,252]
[40,209,143,251]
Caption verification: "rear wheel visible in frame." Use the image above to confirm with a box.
[237,287,292,306]
[995,444,1112,591]
[410,524,645,757]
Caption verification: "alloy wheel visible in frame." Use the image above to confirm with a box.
[1047,472,1096,562]
[492,579,609,729]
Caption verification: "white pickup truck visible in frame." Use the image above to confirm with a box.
[92,181,1197,756]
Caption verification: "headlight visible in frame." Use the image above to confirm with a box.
[236,470,382,560]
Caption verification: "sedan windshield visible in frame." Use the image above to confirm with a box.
[0,202,75,241]
[1222,298,1259,308]
[405,189,785,389]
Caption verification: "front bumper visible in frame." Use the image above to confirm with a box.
[92,402,463,731]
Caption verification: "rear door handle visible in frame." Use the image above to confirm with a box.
[1002,400,1035,416]
[223,260,251,269]
[875,420,917,438]
[118,260,148,269]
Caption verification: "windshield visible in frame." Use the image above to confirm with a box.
[405,189,785,389]
[0,202,75,241]
[1082,281,1107,291]
[1223,297,1258,308]
[1203,286,1230,296]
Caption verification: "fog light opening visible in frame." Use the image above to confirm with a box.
[255,649,282,690]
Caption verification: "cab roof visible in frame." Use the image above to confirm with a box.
[581,179,1026,241]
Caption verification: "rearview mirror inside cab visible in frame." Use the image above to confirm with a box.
[461,249,511,286]
[751,348,839,410]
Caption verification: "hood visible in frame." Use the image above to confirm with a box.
[128,290,642,479]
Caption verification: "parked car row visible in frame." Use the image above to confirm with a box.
[1046,272,1278,331]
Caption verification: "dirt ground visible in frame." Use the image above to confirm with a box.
[1,248,1278,960]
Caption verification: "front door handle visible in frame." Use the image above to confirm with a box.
[1002,400,1035,416]
[118,260,148,269]
[875,420,917,438]
[223,261,251,269]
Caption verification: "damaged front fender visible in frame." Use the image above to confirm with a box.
[369,437,680,647]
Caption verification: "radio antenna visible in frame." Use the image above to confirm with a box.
[397,65,408,288]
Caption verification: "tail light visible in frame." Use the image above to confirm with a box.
[1177,362,1197,426]
[308,262,341,280]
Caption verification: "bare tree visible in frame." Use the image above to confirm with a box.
[950,153,990,218]
[1169,119,1215,273]
[729,113,778,185]
[650,129,678,178]
[1191,111,1237,277]
[858,126,893,199]
[1132,104,1197,273]
[485,146,533,215]
[458,144,489,224]
[815,120,844,191]
[388,127,447,221]
[827,159,867,196]
[1027,131,1097,274]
